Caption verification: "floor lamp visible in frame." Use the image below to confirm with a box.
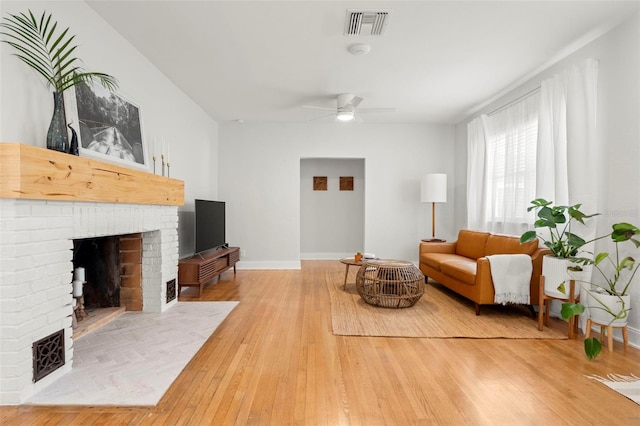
[421,173,447,241]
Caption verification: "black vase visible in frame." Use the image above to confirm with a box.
[68,123,79,156]
[46,92,68,153]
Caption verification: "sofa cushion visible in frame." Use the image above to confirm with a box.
[421,253,463,271]
[485,233,539,256]
[440,258,477,285]
[455,230,490,260]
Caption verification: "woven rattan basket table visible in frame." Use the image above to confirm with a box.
[355,260,425,308]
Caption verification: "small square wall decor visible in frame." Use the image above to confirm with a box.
[340,176,354,191]
[314,176,328,191]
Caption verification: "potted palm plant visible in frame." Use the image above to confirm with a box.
[1,9,118,152]
[520,198,600,298]
[561,222,640,359]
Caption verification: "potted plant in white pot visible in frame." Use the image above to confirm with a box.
[561,222,640,359]
[1,9,118,153]
[520,198,600,299]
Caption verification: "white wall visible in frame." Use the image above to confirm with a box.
[454,12,640,346]
[219,122,455,268]
[0,1,219,257]
[300,158,365,259]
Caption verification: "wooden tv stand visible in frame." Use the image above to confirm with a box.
[178,246,240,298]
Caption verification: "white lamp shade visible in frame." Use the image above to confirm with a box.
[421,174,447,203]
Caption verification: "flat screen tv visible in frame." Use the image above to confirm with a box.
[195,199,226,253]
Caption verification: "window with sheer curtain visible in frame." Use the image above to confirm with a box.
[467,91,539,235]
[468,58,598,249]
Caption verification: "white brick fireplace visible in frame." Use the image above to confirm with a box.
[0,144,184,405]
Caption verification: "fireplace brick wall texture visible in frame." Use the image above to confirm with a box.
[0,199,179,404]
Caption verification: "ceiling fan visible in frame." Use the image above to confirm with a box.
[303,93,394,122]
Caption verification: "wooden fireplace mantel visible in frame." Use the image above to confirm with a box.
[0,143,184,206]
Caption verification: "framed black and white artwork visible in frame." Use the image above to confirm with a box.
[64,82,147,170]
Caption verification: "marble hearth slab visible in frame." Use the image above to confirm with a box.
[27,301,238,406]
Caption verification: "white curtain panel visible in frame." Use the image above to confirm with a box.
[536,74,569,205]
[466,115,488,230]
[536,59,599,244]
[537,58,599,215]
[536,59,599,323]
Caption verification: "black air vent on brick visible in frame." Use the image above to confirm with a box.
[166,279,177,303]
[33,329,65,382]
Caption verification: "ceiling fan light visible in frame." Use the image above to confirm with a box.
[336,111,355,122]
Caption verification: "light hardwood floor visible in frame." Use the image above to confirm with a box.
[2,261,639,425]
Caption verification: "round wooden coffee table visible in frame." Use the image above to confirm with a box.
[339,257,363,290]
[355,260,425,308]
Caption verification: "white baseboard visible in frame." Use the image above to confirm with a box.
[628,325,640,349]
[300,252,353,260]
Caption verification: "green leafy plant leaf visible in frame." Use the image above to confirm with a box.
[611,222,640,242]
[538,206,566,226]
[565,232,586,248]
[584,338,602,361]
[594,252,609,265]
[557,281,567,295]
[619,256,635,271]
[568,206,599,224]
[527,198,552,211]
[520,230,537,244]
[534,218,555,229]
[560,302,584,321]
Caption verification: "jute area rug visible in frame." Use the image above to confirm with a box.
[328,278,567,339]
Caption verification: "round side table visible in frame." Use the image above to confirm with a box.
[339,257,363,290]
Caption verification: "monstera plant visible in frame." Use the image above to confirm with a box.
[520,198,600,258]
[1,9,118,152]
[520,199,600,299]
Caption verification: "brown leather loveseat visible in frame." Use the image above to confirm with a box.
[419,230,550,315]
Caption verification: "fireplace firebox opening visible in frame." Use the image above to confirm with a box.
[73,236,121,309]
[72,233,143,314]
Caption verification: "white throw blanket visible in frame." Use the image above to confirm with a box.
[487,254,532,305]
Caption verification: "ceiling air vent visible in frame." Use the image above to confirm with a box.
[344,10,390,36]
